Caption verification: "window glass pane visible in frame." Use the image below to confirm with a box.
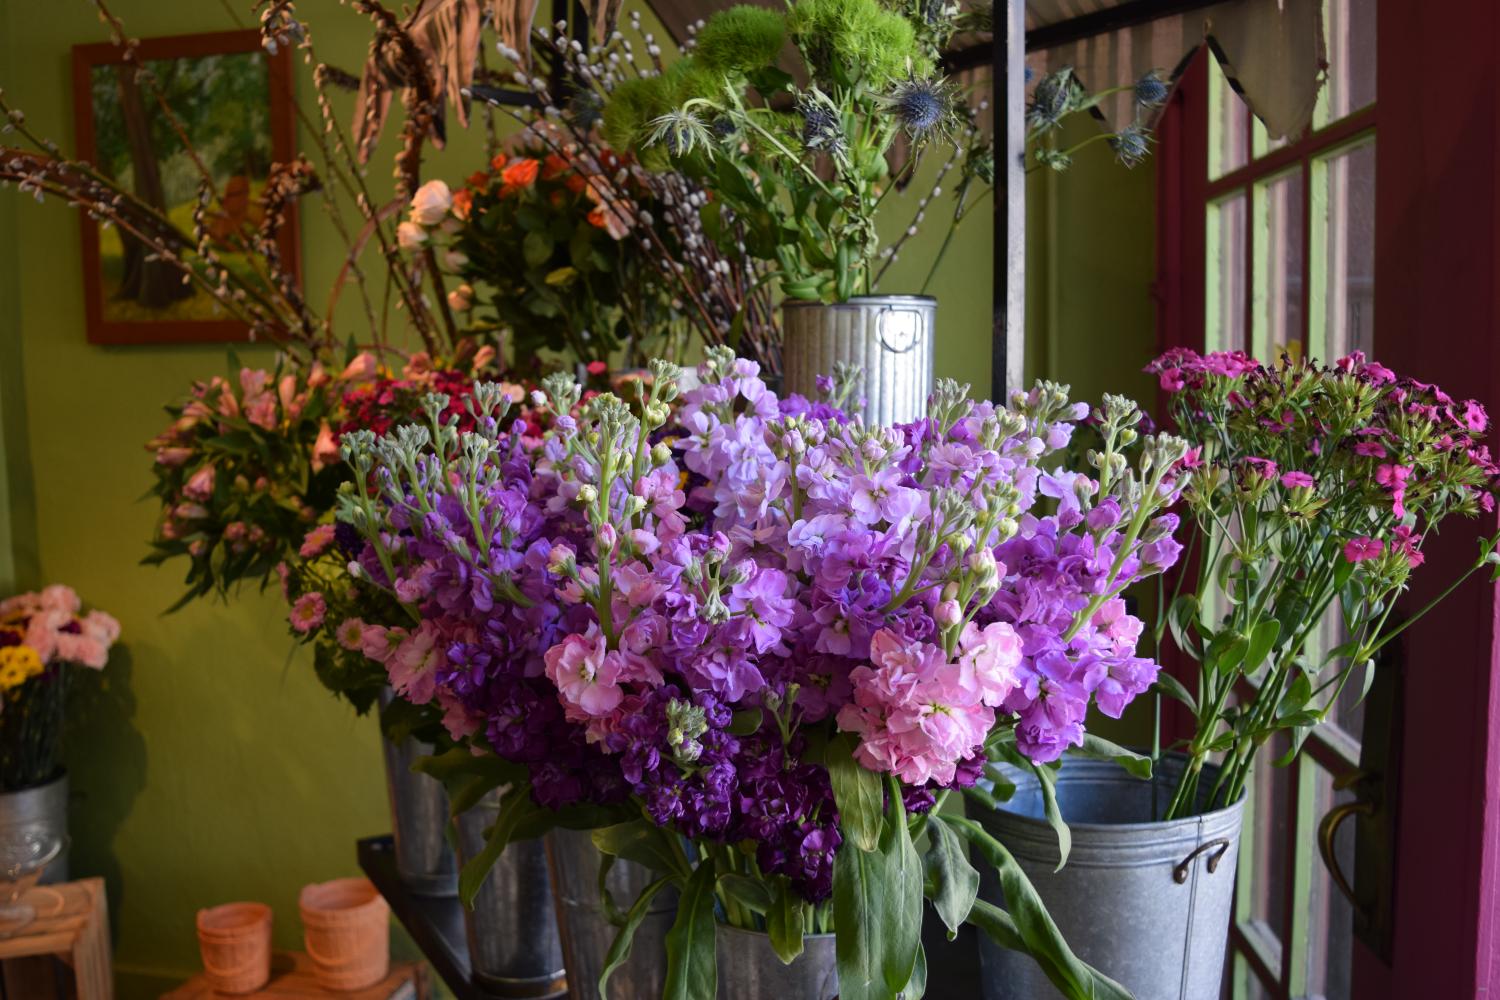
[1252,170,1305,359]
[1310,138,1376,363]
[1210,56,1249,179]
[1244,731,1292,945]
[1253,118,1290,159]
[1207,194,1248,352]
[1306,769,1357,999]
[1317,0,1377,127]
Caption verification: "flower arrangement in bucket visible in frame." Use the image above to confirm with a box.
[1144,349,1500,817]
[333,349,1188,998]
[601,0,990,303]
[0,586,119,792]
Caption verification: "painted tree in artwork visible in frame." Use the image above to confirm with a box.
[89,51,271,310]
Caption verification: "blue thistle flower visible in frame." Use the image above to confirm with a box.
[1110,123,1152,167]
[1134,70,1169,109]
[797,92,846,156]
[889,78,950,138]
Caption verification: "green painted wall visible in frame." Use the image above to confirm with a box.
[0,0,995,991]
[1024,116,1163,748]
[1024,115,1158,406]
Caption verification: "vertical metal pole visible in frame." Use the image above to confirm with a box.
[992,0,1027,402]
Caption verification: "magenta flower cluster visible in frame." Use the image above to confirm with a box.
[338,355,1184,903]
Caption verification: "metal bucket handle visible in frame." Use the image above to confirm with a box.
[1172,838,1232,883]
[877,304,925,354]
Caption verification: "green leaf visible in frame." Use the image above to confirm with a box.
[599,877,673,997]
[1031,762,1071,871]
[1167,594,1202,657]
[922,815,980,938]
[953,819,1133,1000]
[834,781,922,999]
[1070,735,1154,781]
[828,732,883,852]
[523,230,554,267]
[718,874,773,916]
[1244,619,1282,672]
[728,708,763,736]
[592,820,689,879]
[662,863,718,1000]
[1154,670,1198,713]
[458,782,540,906]
[767,877,806,964]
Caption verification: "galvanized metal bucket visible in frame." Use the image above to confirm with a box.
[781,295,937,426]
[975,755,1245,1000]
[0,772,69,885]
[377,689,457,897]
[455,790,568,997]
[546,827,677,1000]
[715,924,837,999]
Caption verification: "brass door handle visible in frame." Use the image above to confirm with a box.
[1318,799,1375,907]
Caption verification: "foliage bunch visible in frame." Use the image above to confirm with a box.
[1146,349,1500,819]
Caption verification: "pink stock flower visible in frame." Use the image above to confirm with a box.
[360,623,398,663]
[545,629,624,716]
[39,585,80,614]
[55,633,108,670]
[1343,536,1384,563]
[955,621,1023,707]
[80,609,121,645]
[387,621,444,704]
[288,592,327,632]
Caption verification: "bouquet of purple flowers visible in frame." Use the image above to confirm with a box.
[336,350,1187,999]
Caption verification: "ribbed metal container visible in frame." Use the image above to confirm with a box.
[546,828,677,1000]
[716,924,837,999]
[0,773,69,885]
[377,689,457,897]
[455,790,568,997]
[781,296,936,426]
[975,756,1245,1000]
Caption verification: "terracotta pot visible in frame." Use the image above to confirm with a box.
[299,877,390,991]
[195,902,272,994]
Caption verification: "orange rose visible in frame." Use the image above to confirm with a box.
[490,153,508,172]
[465,170,489,189]
[501,158,540,190]
[451,188,473,220]
[542,154,569,180]
[565,173,588,195]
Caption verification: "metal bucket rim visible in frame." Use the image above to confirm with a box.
[0,770,68,798]
[984,754,1246,837]
[781,295,936,310]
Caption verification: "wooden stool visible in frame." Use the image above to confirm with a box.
[0,876,111,1000]
[163,951,428,999]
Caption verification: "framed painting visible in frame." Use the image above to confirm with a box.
[71,30,298,345]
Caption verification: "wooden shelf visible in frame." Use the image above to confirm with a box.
[358,835,983,998]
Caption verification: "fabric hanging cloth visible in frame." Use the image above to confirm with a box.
[1025,0,1329,140]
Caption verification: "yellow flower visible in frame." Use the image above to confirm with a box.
[0,646,42,691]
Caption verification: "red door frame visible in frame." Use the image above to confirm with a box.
[1154,4,1500,994]
[1369,0,1500,995]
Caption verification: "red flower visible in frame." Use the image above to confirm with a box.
[501,158,540,191]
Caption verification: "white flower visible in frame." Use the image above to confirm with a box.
[408,179,452,226]
[396,220,428,252]
[441,249,470,272]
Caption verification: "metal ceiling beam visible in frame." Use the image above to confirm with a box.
[1026,0,1223,52]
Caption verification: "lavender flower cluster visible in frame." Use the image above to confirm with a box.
[337,351,1186,903]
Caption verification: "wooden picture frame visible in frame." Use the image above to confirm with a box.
[71,30,298,345]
